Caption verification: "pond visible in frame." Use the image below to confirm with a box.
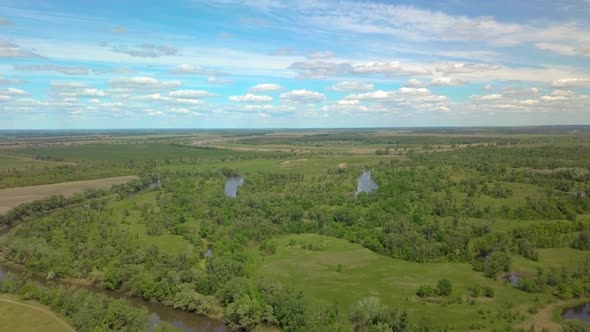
[356,170,379,196]
[562,302,590,322]
[0,263,230,332]
[224,176,244,198]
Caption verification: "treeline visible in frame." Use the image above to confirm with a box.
[0,273,149,332]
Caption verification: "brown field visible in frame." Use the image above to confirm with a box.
[0,175,138,214]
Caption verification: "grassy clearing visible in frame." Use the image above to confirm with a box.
[252,234,548,331]
[0,294,75,332]
[537,248,590,271]
[110,192,191,255]
[0,155,57,169]
[0,175,137,213]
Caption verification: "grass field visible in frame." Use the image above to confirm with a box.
[0,175,137,213]
[0,143,251,162]
[0,294,74,332]
[252,234,551,331]
[0,155,68,169]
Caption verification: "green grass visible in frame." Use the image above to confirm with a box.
[252,234,548,331]
[1,143,252,162]
[110,192,191,255]
[537,248,590,271]
[0,155,55,169]
[0,294,75,332]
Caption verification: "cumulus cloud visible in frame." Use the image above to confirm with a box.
[0,88,27,96]
[330,81,374,91]
[111,44,178,58]
[229,93,273,102]
[281,89,325,103]
[465,86,590,113]
[14,64,89,75]
[430,76,465,86]
[536,43,590,58]
[551,78,590,88]
[249,83,283,92]
[0,40,41,58]
[0,77,26,85]
[434,62,503,74]
[405,79,426,88]
[288,60,350,79]
[207,76,233,85]
[169,90,215,99]
[171,64,225,76]
[109,76,182,90]
[350,61,430,76]
[346,90,391,100]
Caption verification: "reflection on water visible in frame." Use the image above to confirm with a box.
[0,263,229,332]
[356,170,379,196]
[224,176,244,198]
[562,302,590,322]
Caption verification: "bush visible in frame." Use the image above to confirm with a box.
[483,252,511,278]
[436,279,452,296]
[483,286,494,298]
[416,285,436,298]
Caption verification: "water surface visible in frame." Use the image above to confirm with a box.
[0,263,229,332]
[562,302,590,322]
[224,176,244,198]
[356,171,379,196]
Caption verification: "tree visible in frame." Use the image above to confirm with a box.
[436,279,452,296]
[483,252,511,278]
[416,285,436,298]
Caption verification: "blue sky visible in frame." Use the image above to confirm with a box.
[1,0,590,128]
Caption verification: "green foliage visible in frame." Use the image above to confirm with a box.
[436,279,452,296]
[483,252,512,278]
[416,285,437,298]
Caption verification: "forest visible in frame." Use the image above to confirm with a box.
[0,128,589,331]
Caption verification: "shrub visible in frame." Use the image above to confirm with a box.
[436,279,452,296]
[416,285,436,298]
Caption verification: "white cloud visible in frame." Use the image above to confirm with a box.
[110,43,178,58]
[280,89,325,103]
[109,76,182,90]
[2,88,27,96]
[346,90,391,100]
[171,64,225,76]
[229,93,273,102]
[249,83,283,92]
[351,61,430,76]
[405,78,426,88]
[330,81,374,91]
[168,90,215,99]
[14,64,89,75]
[0,39,40,58]
[289,60,350,78]
[536,42,590,58]
[551,78,590,88]
[430,76,465,86]
[207,76,233,85]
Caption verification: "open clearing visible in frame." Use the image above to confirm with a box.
[0,175,137,213]
[0,295,74,332]
[252,234,550,331]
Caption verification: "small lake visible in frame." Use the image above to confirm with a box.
[0,263,229,332]
[224,176,244,198]
[356,170,379,196]
[562,302,590,322]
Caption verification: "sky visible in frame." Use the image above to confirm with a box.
[1,0,590,129]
